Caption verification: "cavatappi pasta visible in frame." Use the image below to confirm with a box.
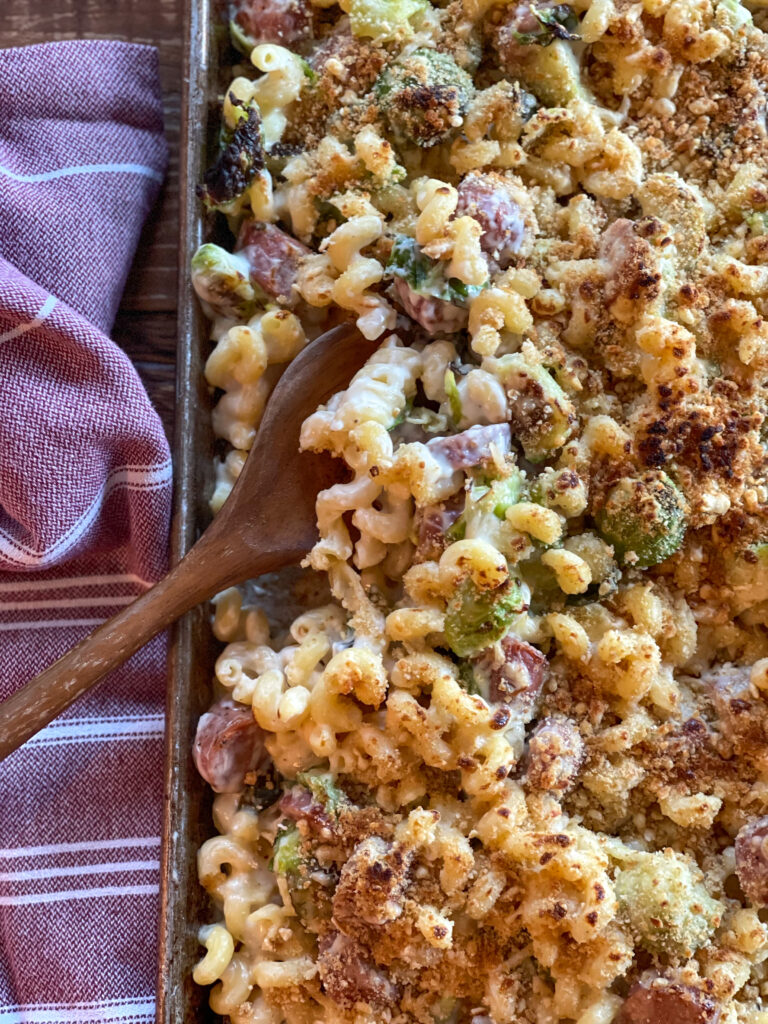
[190,0,768,1019]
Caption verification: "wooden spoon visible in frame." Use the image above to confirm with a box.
[0,323,379,761]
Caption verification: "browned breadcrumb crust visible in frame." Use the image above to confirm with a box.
[626,41,768,186]
[283,31,390,151]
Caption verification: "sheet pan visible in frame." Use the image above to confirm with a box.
[156,0,221,1019]
[157,6,330,1017]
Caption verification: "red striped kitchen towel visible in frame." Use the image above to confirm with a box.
[0,41,171,1024]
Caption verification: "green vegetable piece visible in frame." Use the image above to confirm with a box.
[562,532,619,604]
[197,100,265,211]
[519,553,564,614]
[513,4,579,45]
[229,18,256,56]
[456,659,480,694]
[489,475,523,520]
[411,408,450,433]
[595,472,686,569]
[447,472,524,555]
[444,575,526,658]
[523,38,586,105]
[271,824,304,876]
[388,235,485,306]
[270,821,335,927]
[716,0,752,32]
[388,397,415,431]
[314,197,347,229]
[446,473,524,553]
[388,235,432,290]
[299,57,318,83]
[494,354,575,462]
[431,997,461,1024]
[374,49,473,148]
[347,0,429,40]
[445,516,467,543]
[615,851,723,956]
[296,771,348,815]
[469,474,522,524]
[747,211,768,237]
[444,369,463,425]
[191,243,258,320]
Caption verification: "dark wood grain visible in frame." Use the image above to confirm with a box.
[0,0,182,438]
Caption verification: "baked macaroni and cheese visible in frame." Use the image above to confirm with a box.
[189,0,768,1019]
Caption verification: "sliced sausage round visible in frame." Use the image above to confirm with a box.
[599,218,662,324]
[473,634,548,714]
[236,221,310,306]
[193,699,268,793]
[456,173,527,269]
[614,977,720,1024]
[279,784,335,836]
[525,716,584,792]
[393,277,468,335]
[427,423,512,473]
[318,930,400,1009]
[735,816,768,907]
[414,494,465,563]
[231,0,313,47]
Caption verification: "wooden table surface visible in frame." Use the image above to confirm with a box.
[1,0,182,440]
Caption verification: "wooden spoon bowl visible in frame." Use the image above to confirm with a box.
[0,323,380,760]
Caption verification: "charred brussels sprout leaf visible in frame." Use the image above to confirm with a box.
[197,100,265,210]
[514,4,580,45]
[595,472,686,568]
[190,243,259,319]
[374,48,473,147]
[388,235,485,305]
[239,763,281,812]
[444,576,526,658]
[495,354,576,462]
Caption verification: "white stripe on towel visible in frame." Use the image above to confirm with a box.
[0,998,156,1023]
[0,461,172,567]
[0,162,163,185]
[0,574,153,594]
[0,859,160,883]
[24,715,164,748]
[0,883,160,906]
[0,596,136,612]
[0,296,57,345]
[0,837,161,861]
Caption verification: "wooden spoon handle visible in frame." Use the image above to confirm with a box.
[0,541,234,762]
